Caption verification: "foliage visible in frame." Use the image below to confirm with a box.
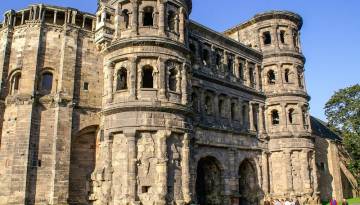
[324,84,360,184]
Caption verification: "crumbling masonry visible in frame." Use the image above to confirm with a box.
[0,1,358,205]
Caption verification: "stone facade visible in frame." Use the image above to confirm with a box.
[0,1,357,205]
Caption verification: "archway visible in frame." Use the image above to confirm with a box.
[238,160,259,205]
[196,156,223,205]
[68,126,97,205]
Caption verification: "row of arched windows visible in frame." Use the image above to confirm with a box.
[267,68,304,88]
[104,7,178,32]
[189,41,258,88]
[114,65,179,92]
[261,29,299,49]
[9,71,54,95]
[270,107,308,127]
[191,91,250,123]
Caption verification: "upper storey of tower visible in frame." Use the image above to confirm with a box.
[95,0,192,47]
[0,4,96,31]
[224,11,303,56]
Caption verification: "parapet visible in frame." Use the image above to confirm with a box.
[1,4,96,32]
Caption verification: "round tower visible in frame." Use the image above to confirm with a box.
[252,11,319,202]
[92,0,193,204]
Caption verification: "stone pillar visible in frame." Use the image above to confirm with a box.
[158,0,166,36]
[182,133,191,203]
[244,60,249,87]
[214,93,219,119]
[129,57,137,100]
[258,105,265,134]
[300,150,312,192]
[249,102,255,131]
[281,103,287,130]
[131,0,139,35]
[262,152,270,194]
[181,63,189,105]
[104,62,115,103]
[283,150,293,192]
[179,7,185,43]
[273,25,280,50]
[234,57,240,79]
[21,11,25,24]
[54,10,57,24]
[158,57,167,100]
[125,130,137,203]
[72,11,77,24]
[310,151,319,196]
[156,130,169,205]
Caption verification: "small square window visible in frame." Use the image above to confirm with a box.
[84,82,89,91]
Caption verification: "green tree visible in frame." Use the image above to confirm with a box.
[324,84,360,184]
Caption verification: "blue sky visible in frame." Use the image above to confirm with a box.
[1,0,359,121]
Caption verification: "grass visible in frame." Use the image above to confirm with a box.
[322,198,360,205]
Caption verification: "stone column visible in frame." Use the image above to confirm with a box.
[258,105,265,134]
[281,103,287,131]
[234,56,240,79]
[262,152,270,194]
[131,0,139,35]
[179,7,185,43]
[249,102,255,131]
[273,25,280,50]
[300,150,312,192]
[129,57,137,100]
[156,130,170,205]
[244,60,249,87]
[182,133,191,203]
[283,150,293,192]
[72,11,77,24]
[158,57,167,100]
[214,93,219,119]
[181,63,189,105]
[104,62,115,103]
[54,10,57,24]
[125,130,137,203]
[310,151,319,195]
[21,11,25,24]
[158,0,166,36]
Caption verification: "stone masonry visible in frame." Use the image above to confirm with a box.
[0,1,357,205]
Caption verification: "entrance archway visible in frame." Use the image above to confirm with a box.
[196,156,223,205]
[68,126,97,205]
[238,160,259,205]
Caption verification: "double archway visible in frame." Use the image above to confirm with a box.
[195,156,260,205]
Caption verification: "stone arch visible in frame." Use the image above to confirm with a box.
[68,125,98,205]
[238,159,260,205]
[8,70,21,95]
[195,156,224,205]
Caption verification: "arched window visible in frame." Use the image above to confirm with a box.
[10,73,21,94]
[218,99,224,117]
[263,31,271,45]
[239,62,244,80]
[143,7,154,26]
[271,110,280,125]
[204,96,212,115]
[280,30,286,44]
[116,68,127,90]
[249,67,255,88]
[142,66,154,88]
[202,49,210,66]
[122,9,129,29]
[298,70,304,88]
[267,70,276,85]
[192,92,199,112]
[285,69,290,83]
[288,108,295,124]
[168,68,178,92]
[41,72,53,94]
[215,53,222,68]
[168,10,176,32]
[242,104,248,127]
[231,102,237,120]
[227,58,233,74]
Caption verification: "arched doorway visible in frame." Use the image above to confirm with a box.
[238,160,259,205]
[68,126,97,205]
[196,156,223,205]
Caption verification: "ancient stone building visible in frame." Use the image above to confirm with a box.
[0,1,357,205]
